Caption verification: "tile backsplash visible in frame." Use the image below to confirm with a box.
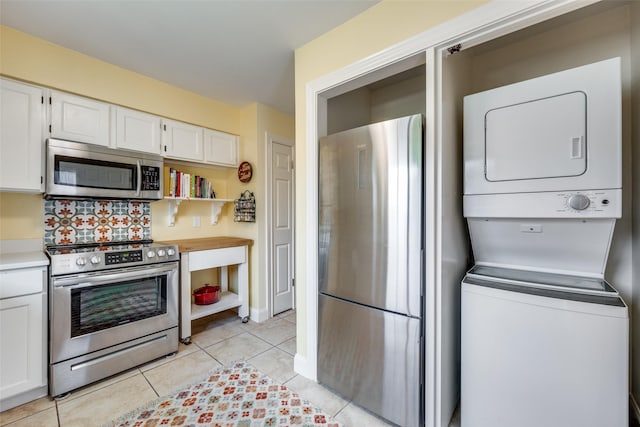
[44,200,151,246]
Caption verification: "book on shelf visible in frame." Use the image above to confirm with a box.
[168,168,216,199]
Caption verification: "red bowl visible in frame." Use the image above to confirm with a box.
[193,284,221,305]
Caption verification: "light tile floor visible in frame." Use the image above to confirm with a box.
[0,309,397,427]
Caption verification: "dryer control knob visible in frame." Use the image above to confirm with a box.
[569,194,591,211]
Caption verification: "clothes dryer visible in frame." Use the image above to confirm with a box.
[461,57,628,427]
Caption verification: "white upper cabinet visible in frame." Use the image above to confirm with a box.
[0,78,44,192]
[204,129,239,167]
[161,119,204,162]
[50,90,110,147]
[114,107,161,154]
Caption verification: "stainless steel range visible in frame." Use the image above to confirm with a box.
[46,241,180,396]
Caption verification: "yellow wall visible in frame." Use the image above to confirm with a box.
[0,26,240,133]
[0,193,43,239]
[293,0,488,358]
[0,25,294,318]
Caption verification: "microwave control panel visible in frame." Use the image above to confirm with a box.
[141,166,161,191]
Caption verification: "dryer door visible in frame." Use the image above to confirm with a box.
[463,57,621,196]
[485,92,586,182]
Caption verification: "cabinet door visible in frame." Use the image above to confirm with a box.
[115,107,161,154]
[0,292,47,399]
[0,79,44,192]
[50,90,110,147]
[162,119,204,162]
[204,129,238,167]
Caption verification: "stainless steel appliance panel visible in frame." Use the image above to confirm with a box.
[50,262,178,363]
[50,327,178,396]
[318,294,422,427]
[318,114,422,317]
[46,138,163,200]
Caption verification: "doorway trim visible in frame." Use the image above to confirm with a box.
[266,132,296,319]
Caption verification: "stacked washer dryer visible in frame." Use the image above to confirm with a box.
[460,57,628,427]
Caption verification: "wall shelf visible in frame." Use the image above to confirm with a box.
[164,197,234,226]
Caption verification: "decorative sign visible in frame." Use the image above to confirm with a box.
[234,190,256,223]
[238,161,253,183]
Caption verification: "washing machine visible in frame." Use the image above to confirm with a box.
[461,266,628,427]
[461,58,628,427]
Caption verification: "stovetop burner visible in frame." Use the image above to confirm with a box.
[46,240,154,255]
[46,240,179,276]
[46,239,154,251]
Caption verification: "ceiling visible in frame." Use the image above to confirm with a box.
[0,0,379,115]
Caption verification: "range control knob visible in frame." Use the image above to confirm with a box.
[157,249,166,257]
[569,194,591,211]
[167,248,176,256]
[75,257,87,266]
[90,256,101,265]
[147,251,156,258]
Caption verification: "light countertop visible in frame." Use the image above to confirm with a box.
[156,236,253,253]
[0,239,49,271]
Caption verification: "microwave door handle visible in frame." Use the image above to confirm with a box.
[52,264,177,288]
[136,160,142,196]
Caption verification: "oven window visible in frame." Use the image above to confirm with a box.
[55,155,136,190]
[70,275,167,337]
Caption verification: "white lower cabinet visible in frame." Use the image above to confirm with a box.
[0,266,47,411]
[204,129,239,167]
[114,107,161,154]
[0,78,44,192]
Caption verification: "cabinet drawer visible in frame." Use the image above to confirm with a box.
[187,246,246,271]
[0,268,45,299]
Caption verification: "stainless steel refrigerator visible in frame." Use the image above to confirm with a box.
[318,114,423,427]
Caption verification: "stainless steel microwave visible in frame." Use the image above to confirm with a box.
[45,139,163,200]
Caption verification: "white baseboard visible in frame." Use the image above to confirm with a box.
[0,385,47,412]
[294,353,317,381]
[630,393,640,424]
[250,307,269,323]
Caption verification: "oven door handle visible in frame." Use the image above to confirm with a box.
[52,264,177,288]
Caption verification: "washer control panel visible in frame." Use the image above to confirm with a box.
[558,190,617,215]
[463,189,621,218]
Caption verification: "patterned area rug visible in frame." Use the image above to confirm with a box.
[104,361,341,427]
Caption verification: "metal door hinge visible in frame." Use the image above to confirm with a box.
[292,278,295,287]
[49,97,52,105]
[290,160,294,170]
[447,43,462,55]
[163,124,166,131]
[41,96,44,104]
[49,124,52,133]
[41,176,43,184]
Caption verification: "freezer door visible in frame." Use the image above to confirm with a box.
[318,294,422,427]
[318,114,423,316]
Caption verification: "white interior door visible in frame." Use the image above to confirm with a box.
[271,140,295,315]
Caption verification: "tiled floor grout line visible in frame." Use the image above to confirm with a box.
[140,369,161,398]
[3,313,320,427]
